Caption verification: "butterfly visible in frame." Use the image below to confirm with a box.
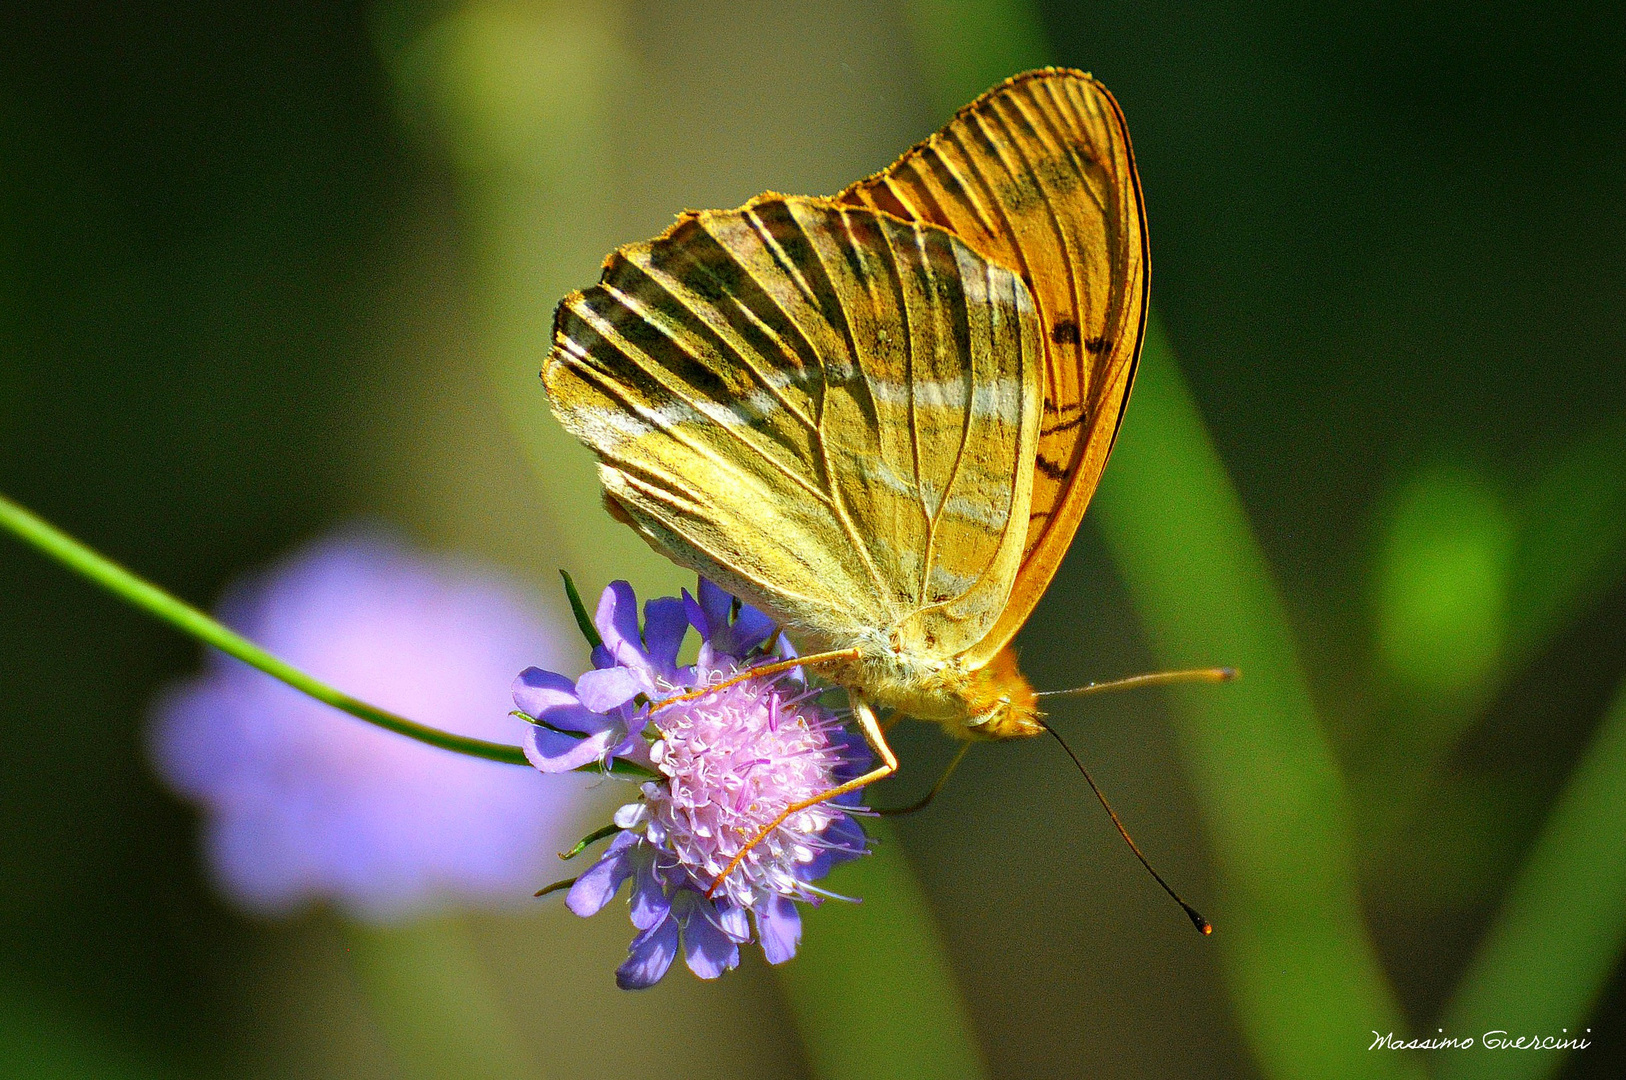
[543,67,1148,856]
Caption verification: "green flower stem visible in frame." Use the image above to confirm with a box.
[1436,675,1626,1080]
[1091,319,1420,1080]
[777,820,988,1080]
[0,491,534,767]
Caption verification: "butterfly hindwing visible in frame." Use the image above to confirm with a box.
[544,195,1044,660]
[839,68,1148,665]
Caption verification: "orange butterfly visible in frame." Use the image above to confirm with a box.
[543,70,1215,916]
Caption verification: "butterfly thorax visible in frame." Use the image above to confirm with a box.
[835,641,1043,742]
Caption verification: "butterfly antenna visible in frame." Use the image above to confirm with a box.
[1037,718,1212,935]
[1036,667,1237,700]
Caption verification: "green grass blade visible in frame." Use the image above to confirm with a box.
[896,2,1419,1072]
[776,822,988,1080]
[1507,412,1626,669]
[346,917,546,1080]
[1090,319,1422,1080]
[1436,676,1626,1080]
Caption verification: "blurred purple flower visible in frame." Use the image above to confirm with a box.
[149,530,596,921]
[516,579,870,989]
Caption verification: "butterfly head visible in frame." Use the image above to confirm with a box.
[962,646,1043,740]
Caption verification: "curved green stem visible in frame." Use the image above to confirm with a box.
[0,491,546,769]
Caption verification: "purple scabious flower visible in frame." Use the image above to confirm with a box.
[149,530,596,921]
[516,579,871,989]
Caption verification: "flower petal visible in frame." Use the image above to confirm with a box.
[525,724,619,773]
[695,578,732,641]
[822,814,868,853]
[642,597,689,673]
[713,898,751,943]
[565,832,639,917]
[575,666,646,713]
[595,582,647,671]
[728,602,776,656]
[755,895,803,965]
[512,668,585,723]
[681,588,709,640]
[613,802,649,830]
[628,856,670,930]
[612,732,656,772]
[679,900,741,980]
[691,578,775,656]
[796,813,868,879]
[695,640,719,671]
[513,669,619,751]
[831,730,874,782]
[616,916,679,990]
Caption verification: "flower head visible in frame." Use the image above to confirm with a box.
[516,578,870,988]
[149,530,597,920]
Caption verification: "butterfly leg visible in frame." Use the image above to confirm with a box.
[705,692,897,899]
[650,649,861,712]
[873,741,971,817]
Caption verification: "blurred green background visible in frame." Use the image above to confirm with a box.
[2,1,1624,1078]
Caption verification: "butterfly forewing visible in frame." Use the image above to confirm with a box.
[545,195,1043,662]
[838,68,1148,665]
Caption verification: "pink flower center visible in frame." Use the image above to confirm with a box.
[645,673,850,908]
